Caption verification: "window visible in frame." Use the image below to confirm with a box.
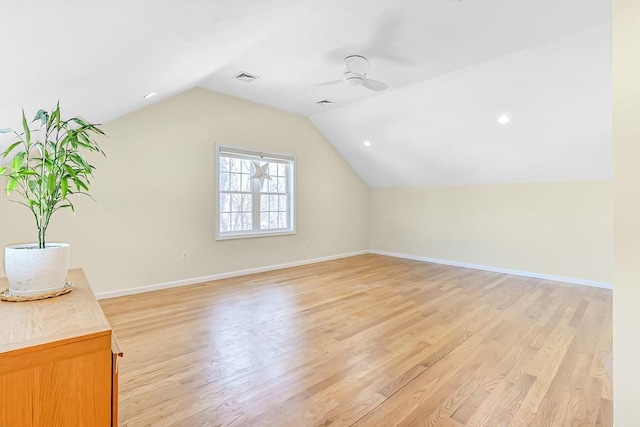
[216,145,295,239]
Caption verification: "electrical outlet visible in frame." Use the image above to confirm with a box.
[181,251,188,261]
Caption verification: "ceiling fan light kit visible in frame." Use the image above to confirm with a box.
[344,72,365,86]
[319,55,389,92]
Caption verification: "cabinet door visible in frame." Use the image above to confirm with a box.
[1,334,112,426]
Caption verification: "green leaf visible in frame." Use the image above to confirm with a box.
[47,174,56,194]
[76,134,95,150]
[59,200,75,213]
[55,102,61,126]
[74,178,88,191]
[11,152,25,170]
[18,169,38,176]
[61,178,68,199]
[72,118,88,127]
[0,166,6,175]
[7,177,18,194]
[22,110,30,145]
[2,141,22,157]
[70,153,90,171]
[33,109,48,126]
[48,105,59,127]
[90,126,105,136]
[64,165,78,179]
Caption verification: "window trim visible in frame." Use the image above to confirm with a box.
[215,143,296,240]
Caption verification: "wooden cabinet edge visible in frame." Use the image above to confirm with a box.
[0,332,112,376]
[111,333,123,427]
[112,333,123,359]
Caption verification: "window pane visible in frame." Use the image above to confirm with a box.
[260,212,269,229]
[220,173,229,191]
[278,195,287,211]
[220,157,229,172]
[268,163,277,176]
[241,174,251,192]
[279,212,288,229]
[229,212,249,231]
[230,212,240,231]
[269,212,278,228]
[264,179,272,193]
[229,173,241,191]
[242,213,252,230]
[220,193,230,212]
[229,158,241,173]
[230,194,242,211]
[220,213,230,232]
[242,160,252,174]
[277,177,285,192]
[277,163,285,177]
[269,195,278,211]
[260,177,270,193]
[242,194,251,212]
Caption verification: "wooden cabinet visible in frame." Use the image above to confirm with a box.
[0,269,122,427]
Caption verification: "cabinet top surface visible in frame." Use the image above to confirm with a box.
[0,269,112,354]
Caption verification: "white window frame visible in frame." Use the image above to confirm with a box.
[215,143,296,240]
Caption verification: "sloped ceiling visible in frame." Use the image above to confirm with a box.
[311,24,612,187]
[0,1,611,186]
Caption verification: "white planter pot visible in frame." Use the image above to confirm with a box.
[5,243,71,296]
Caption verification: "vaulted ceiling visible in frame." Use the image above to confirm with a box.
[0,1,611,187]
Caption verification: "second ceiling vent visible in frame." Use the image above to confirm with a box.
[233,72,260,83]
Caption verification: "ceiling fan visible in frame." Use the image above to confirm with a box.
[319,55,389,92]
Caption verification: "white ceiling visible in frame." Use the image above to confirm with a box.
[312,24,612,187]
[0,1,611,186]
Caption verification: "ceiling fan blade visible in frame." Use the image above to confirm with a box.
[362,79,389,91]
[316,80,343,87]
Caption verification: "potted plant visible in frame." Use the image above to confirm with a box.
[0,103,105,298]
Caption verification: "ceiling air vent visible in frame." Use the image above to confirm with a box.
[233,72,260,83]
[316,100,333,105]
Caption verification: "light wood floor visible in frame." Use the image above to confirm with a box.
[100,254,613,427]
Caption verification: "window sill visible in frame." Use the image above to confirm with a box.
[216,230,296,241]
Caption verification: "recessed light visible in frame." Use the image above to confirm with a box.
[363,141,371,147]
[143,91,157,99]
[316,100,333,105]
[498,114,509,124]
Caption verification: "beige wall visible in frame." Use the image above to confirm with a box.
[370,181,613,283]
[0,88,370,294]
[613,1,640,425]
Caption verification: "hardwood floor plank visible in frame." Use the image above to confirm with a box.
[467,373,536,427]
[99,254,612,427]
[451,386,491,424]
[596,398,613,427]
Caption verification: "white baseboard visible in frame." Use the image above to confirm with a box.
[369,250,613,290]
[95,250,368,300]
[95,248,612,299]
